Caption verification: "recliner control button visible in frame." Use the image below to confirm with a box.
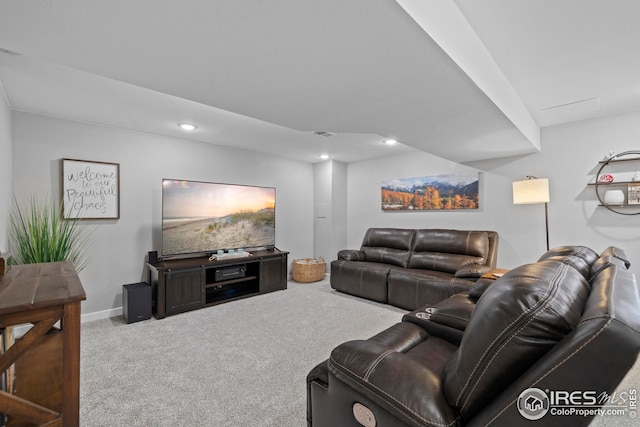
[353,402,376,427]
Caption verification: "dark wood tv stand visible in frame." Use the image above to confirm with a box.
[147,249,288,319]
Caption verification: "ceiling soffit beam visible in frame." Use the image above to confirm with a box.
[396,0,540,152]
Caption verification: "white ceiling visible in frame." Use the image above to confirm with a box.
[0,0,639,164]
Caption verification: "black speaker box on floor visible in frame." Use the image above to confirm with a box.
[123,282,151,324]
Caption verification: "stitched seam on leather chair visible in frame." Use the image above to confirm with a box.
[392,269,450,281]
[453,267,562,407]
[460,301,549,411]
[453,275,552,404]
[482,318,611,426]
[458,266,567,410]
[363,349,395,381]
[462,269,566,406]
[609,267,617,319]
[351,263,389,272]
[435,313,469,323]
[464,232,471,258]
[331,359,461,427]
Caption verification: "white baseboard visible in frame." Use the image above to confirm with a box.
[10,307,123,338]
[12,276,333,332]
[82,307,123,323]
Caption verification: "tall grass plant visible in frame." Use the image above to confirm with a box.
[8,196,92,271]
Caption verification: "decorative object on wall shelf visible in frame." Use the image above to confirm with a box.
[598,174,614,183]
[591,150,640,215]
[62,158,120,219]
[628,183,640,205]
[603,189,625,206]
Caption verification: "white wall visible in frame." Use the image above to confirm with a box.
[313,160,348,268]
[10,108,640,318]
[313,160,331,265]
[346,151,513,256]
[0,83,10,254]
[346,111,640,275]
[331,161,348,259]
[11,112,314,317]
[471,110,640,272]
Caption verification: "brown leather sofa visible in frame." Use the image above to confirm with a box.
[330,228,499,309]
[308,245,640,426]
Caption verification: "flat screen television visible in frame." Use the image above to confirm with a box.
[162,179,276,258]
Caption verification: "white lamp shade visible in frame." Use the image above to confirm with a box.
[513,178,550,204]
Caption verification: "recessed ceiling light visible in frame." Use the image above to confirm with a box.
[178,123,197,131]
[384,139,398,145]
[319,153,331,160]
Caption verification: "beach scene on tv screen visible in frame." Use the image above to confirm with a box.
[162,180,275,255]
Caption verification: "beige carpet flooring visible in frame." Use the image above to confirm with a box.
[79,278,639,427]
[80,279,405,426]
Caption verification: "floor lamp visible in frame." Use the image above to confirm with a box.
[512,176,550,250]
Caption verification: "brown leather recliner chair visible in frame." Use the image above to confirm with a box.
[308,246,640,426]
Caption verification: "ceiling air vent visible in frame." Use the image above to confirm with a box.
[313,131,335,137]
[0,47,20,56]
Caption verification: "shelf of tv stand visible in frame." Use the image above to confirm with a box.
[205,276,259,305]
[204,275,258,288]
[147,249,288,319]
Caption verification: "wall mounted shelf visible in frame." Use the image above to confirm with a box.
[590,151,640,215]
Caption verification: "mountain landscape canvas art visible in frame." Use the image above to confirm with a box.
[381,173,479,211]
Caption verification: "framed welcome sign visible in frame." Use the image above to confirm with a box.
[61,158,120,219]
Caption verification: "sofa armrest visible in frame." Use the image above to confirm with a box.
[454,264,492,279]
[600,246,631,268]
[403,294,476,345]
[430,293,476,331]
[329,340,459,427]
[337,249,366,261]
[468,277,496,301]
[307,359,329,424]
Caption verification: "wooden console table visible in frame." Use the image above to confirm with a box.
[0,261,86,427]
